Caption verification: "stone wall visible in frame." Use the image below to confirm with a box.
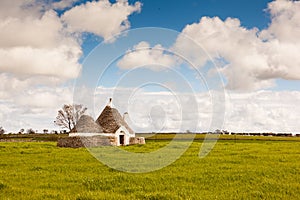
[57,136,115,148]
[57,136,145,148]
[129,137,146,145]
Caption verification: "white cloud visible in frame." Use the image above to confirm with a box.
[261,0,300,43]
[15,87,73,108]
[2,81,299,134]
[0,0,40,19]
[259,0,300,80]
[94,87,197,133]
[51,0,80,10]
[0,83,73,133]
[172,0,300,90]
[116,1,300,91]
[0,7,82,79]
[0,46,81,79]
[117,41,178,70]
[94,87,300,133]
[2,46,81,77]
[62,0,141,41]
[173,17,273,90]
[1,0,299,135]
[0,10,73,48]
[0,0,142,79]
[0,0,143,132]
[224,90,300,133]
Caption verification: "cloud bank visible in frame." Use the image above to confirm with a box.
[117,0,300,91]
[174,0,300,90]
[0,0,141,132]
[0,0,141,79]
[94,87,300,134]
[0,0,299,134]
[62,0,141,41]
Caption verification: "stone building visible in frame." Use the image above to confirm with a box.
[58,98,145,147]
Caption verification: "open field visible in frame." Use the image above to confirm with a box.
[139,133,300,141]
[0,139,300,199]
[2,133,300,142]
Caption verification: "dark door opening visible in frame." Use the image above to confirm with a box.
[119,135,125,145]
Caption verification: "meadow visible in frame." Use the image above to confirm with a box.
[0,137,300,199]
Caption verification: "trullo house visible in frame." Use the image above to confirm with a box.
[58,98,145,147]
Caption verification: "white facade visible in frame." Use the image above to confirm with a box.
[114,125,135,146]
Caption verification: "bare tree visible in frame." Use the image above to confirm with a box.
[18,128,24,134]
[27,128,35,134]
[54,104,87,132]
[0,127,5,135]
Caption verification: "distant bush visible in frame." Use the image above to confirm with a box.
[43,129,49,134]
[27,128,35,134]
[18,129,24,134]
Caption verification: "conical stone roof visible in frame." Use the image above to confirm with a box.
[75,115,103,133]
[96,106,134,134]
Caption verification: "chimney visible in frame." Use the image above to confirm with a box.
[108,98,112,107]
[123,112,129,121]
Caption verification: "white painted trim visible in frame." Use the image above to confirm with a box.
[69,133,115,137]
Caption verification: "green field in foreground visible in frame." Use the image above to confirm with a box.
[0,140,300,199]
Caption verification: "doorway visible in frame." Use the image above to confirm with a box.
[119,135,125,145]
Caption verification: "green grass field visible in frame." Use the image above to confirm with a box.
[0,139,300,199]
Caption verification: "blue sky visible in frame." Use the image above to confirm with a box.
[127,0,272,29]
[82,0,273,57]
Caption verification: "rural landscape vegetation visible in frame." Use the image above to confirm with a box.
[0,135,300,199]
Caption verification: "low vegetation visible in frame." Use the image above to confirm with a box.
[0,138,299,199]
